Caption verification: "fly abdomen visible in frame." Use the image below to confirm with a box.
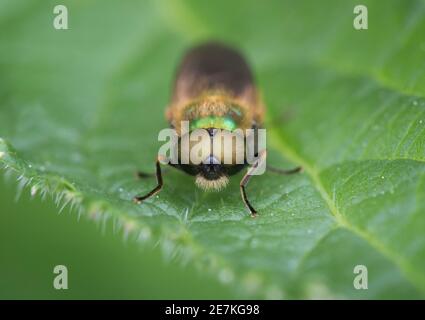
[166,42,264,133]
[172,42,255,101]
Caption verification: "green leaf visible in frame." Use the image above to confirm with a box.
[1,0,425,298]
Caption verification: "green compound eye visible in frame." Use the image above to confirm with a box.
[190,116,237,131]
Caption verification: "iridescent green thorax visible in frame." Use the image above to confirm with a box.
[190,116,237,131]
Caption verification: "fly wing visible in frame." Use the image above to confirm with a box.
[171,42,256,105]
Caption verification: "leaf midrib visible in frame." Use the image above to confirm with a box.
[269,128,425,295]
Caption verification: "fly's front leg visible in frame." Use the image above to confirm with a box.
[240,150,267,218]
[133,157,164,204]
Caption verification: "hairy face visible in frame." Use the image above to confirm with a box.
[195,173,229,191]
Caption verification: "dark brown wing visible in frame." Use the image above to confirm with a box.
[171,42,255,103]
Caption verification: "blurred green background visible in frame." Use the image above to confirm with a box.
[0,179,232,299]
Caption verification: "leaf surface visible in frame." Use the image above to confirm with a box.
[1,0,425,298]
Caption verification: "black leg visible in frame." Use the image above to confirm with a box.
[135,166,171,179]
[133,159,163,204]
[240,169,257,217]
[135,170,156,179]
[267,165,302,175]
[240,151,266,218]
